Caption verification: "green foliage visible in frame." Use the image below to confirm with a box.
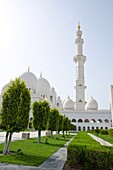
[70,124,76,131]
[0,135,72,166]
[58,114,63,133]
[66,132,113,170]
[63,116,71,132]
[49,108,59,132]
[100,129,108,135]
[29,117,33,129]
[1,78,31,132]
[32,100,50,143]
[48,108,59,133]
[108,129,113,138]
[94,129,100,135]
[32,100,50,130]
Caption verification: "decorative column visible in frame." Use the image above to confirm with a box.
[73,23,86,111]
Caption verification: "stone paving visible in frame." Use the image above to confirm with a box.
[0,132,74,170]
[88,133,113,146]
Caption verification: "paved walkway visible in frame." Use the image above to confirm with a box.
[0,132,74,170]
[88,133,113,146]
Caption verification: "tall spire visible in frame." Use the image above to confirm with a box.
[28,66,30,71]
[73,23,87,111]
[77,22,80,29]
[40,71,42,77]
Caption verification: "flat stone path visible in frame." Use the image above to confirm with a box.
[88,133,113,146]
[0,132,74,170]
[38,137,74,170]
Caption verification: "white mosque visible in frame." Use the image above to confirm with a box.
[0,24,113,132]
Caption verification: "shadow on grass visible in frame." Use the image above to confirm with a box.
[9,154,48,167]
[0,154,48,166]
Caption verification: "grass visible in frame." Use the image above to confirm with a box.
[95,133,113,144]
[65,132,113,170]
[0,134,72,167]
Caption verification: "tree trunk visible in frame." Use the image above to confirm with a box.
[38,130,41,143]
[51,131,53,138]
[3,132,9,155]
[63,130,64,137]
[6,132,12,154]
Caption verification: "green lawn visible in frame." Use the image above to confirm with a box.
[97,134,113,144]
[0,135,72,166]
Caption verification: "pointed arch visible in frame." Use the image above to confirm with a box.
[78,119,83,123]
[72,119,76,122]
[84,119,89,123]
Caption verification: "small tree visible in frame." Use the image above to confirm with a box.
[1,78,31,154]
[58,114,63,135]
[48,108,59,138]
[32,100,50,143]
[70,123,76,131]
[62,116,71,136]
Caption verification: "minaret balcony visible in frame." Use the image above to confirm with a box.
[73,55,86,63]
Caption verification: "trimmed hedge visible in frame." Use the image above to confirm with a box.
[67,132,113,170]
[108,129,113,137]
[100,129,108,135]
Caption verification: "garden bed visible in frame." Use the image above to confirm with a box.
[65,132,113,170]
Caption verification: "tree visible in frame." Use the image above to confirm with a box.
[62,116,71,136]
[58,114,63,135]
[32,100,50,143]
[1,78,31,154]
[48,108,59,138]
[70,124,76,131]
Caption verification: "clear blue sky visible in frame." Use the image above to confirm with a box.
[0,0,113,109]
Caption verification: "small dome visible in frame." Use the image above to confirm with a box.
[51,87,55,91]
[1,82,11,94]
[20,71,37,92]
[86,97,98,110]
[37,76,50,95]
[63,96,74,110]
[50,87,57,97]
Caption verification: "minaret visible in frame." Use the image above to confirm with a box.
[73,23,86,111]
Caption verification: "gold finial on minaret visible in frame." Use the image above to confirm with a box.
[77,22,81,29]
[28,66,30,71]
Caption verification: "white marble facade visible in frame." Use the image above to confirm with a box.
[0,24,112,131]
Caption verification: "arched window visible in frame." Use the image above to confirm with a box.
[87,126,90,130]
[96,127,99,129]
[105,127,108,130]
[83,126,86,131]
[50,96,53,103]
[72,119,76,122]
[104,119,109,123]
[92,127,94,130]
[84,119,89,123]
[78,126,81,131]
[57,103,59,107]
[100,127,103,129]
[91,119,96,123]
[78,119,83,123]
[97,119,102,123]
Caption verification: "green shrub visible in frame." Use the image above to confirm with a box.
[100,129,108,135]
[108,129,113,137]
[94,129,100,135]
[67,132,113,170]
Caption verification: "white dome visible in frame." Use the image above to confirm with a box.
[37,76,50,95]
[63,96,74,110]
[50,87,57,96]
[20,71,37,92]
[1,82,11,94]
[86,97,98,110]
